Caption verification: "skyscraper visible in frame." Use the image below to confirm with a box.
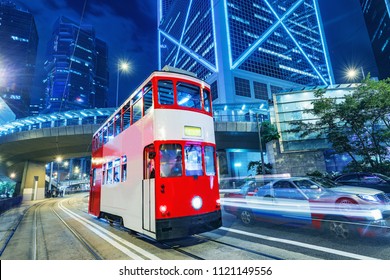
[360,0,390,80]
[158,0,334,104]
[0,1,38,118]
[43,16,108,112]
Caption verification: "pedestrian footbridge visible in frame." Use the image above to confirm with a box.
[0,104,266,201]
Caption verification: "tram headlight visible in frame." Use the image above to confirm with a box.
[191,196,203,210]
[159,205,168,216]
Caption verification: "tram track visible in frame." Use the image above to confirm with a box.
[194,234,284,260]
[1,198,102,260]
[50,204,103,260]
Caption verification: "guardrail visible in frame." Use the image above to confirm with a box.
[0,103,270,138]
[0,195,22,214]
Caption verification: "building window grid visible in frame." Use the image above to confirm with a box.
[160,0,216,78]
[234,77,251,97]
[253,81,268,100]
[227,0,330,86]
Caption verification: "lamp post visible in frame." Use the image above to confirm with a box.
[116,60,130,107]
[55,156,62,196]
[257,113,266,175]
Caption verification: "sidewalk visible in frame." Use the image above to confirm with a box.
[0,200,41,255]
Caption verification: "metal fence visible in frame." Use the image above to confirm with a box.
[0,195,22,214]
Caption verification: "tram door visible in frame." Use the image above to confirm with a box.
[142,145,156,233]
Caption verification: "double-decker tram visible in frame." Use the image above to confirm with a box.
[89,69,222,240]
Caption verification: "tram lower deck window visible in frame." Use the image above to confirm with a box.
[160,144,182,177]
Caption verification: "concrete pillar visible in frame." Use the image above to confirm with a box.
[21,161,46,201]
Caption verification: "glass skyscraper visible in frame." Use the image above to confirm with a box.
[0,1,38,118]
[360,0,390,80]
[158,0,334,104]
[43,16,109,113]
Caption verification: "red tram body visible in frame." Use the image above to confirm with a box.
[89,70,222,240]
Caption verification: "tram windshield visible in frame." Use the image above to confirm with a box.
[177,82,202,109]
[184,145,203,176]
[157,78,211,113]
[159,144,216,178]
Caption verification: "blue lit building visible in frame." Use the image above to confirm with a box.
[158,0,334,178]
[0,1,38,118]
[0,97,15,124]
[158,0,334,105]
[271,84,359,175]
[360,0,390,80]
[43,16,109,113]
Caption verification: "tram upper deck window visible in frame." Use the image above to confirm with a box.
[107,120,114,140]
[177,82,201,110]
[132,98,142,124]
[143,82,153,115]
[114,114,121,136]
[123,102,131,130]
[184,145,203,176]
[160,144,182,177]
[203,88,211,112]
[103,126,109,144]
[158,80,174,105]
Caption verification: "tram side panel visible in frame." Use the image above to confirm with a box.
[100,113,155,236]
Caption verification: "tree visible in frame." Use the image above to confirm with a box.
[248,121,279,175]
[247,161,273,175]
[288,75,390,175]
[260,121,280,149]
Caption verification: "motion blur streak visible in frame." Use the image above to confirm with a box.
[219,227,378,260]
[58,200,161,260]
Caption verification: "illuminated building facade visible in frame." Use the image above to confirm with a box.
[360,0,390,79]
[0,1,38,118]
[43,16,108,113]
[271,84,359,175]
[157,0,334,105]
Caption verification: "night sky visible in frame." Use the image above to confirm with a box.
[13,0,378,107]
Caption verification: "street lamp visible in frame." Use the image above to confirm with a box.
[116,60,130,107]
[345,66,365,81]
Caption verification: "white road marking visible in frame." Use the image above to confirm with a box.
[58,200,160,260]
[219,227,379,260]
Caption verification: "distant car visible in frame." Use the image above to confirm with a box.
[310,176,390,204]
[334,172,390,196]
[223,177,390,239]
[222,180,270,197]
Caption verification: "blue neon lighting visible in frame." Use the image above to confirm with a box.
[174,0,193,66]
[210,0,219,72]
[386,0,390,16]
[313,0,333,85]
[263,0,328,85]
[158,28,162,70]
[158,29,217,72]
[223,0,233,68]
[231,0,305,70]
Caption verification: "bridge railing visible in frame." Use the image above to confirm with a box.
[0,108,115,137]
[0,103,270,137]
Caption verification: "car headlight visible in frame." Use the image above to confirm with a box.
[370,209,383,220]
[357,194,377,202]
